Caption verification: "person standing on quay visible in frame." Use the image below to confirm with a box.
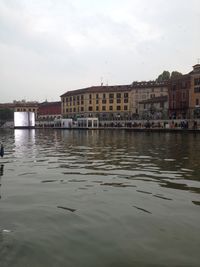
[0,144,4,158]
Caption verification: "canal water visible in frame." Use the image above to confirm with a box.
[0,129,200,267]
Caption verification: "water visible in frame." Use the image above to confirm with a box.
[0,129,200,267]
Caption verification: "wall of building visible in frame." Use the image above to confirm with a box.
[38,101,61,120]
[190,65,200,118]
[61,83,168,120]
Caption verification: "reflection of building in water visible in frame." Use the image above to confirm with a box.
[14,129,36,158]
[0,164,4,199]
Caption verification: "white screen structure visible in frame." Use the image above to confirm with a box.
[14,112,35,127]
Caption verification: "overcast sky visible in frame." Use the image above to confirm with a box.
[0,0,200,103]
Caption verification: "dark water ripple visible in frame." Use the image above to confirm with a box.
[0,129,200,267]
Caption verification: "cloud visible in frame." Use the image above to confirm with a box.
[0,0,200,102]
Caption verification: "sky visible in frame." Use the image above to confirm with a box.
[0,0,200,103]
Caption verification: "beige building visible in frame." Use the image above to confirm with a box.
[131,81,168,116]
[61,82,168,120]
[139,95,168,119]
[14,101,39,118]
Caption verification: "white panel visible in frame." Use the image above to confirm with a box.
[14,112,35,127]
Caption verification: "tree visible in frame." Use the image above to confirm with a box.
[156,71,170,82]
[156,70,182,82]
[171,71,182,79]
[0,108,14,121]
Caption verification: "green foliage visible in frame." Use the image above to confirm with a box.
[0,108,14,121]
[171,71,182,79]
[156,71,170,82]
[156,70,182,82]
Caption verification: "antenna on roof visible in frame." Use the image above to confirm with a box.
[100,77,103,86]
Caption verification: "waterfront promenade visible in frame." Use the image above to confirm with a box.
[1,119,200,131]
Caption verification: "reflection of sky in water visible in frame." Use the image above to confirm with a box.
[14,130,36,158]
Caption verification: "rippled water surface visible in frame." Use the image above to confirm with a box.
[0,129,200,267]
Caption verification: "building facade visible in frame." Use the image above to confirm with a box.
[61,85,132,120]
[168,65,200,119]
[131,81,168,117]
[61,82,168,120]
[168,74,191,119]
[38,101,61,120]
[139,95,168,120]
[189,64,200,118]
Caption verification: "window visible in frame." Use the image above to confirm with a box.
[102,106,106,111]
[194,87,200,93]
[117,106,121,111]
[109,106,113,111]
[103,93,106,99]
[124,98,128,103]
[89,106,93,111]
[124,93,128,98]
[89,100,92,104]
[124,105,128,110]
[102,99,106,104]
[81,100,84,105]
[196,99,199,106]
[109,99,113,104]
[117,99,121,103]
[181,81,187,89]
[96,94,99,99]
[81,95,84,100]
[109,93,114,98]
[89,94,92,99]
[194,78,200,86]
[117,93,121,98]
[172,85,176,91]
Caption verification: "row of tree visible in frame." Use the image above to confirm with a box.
[0,108,14,121]
[156,70,182,82]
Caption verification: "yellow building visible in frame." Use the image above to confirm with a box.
[61,82,168,120]
[61,85,132,120]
